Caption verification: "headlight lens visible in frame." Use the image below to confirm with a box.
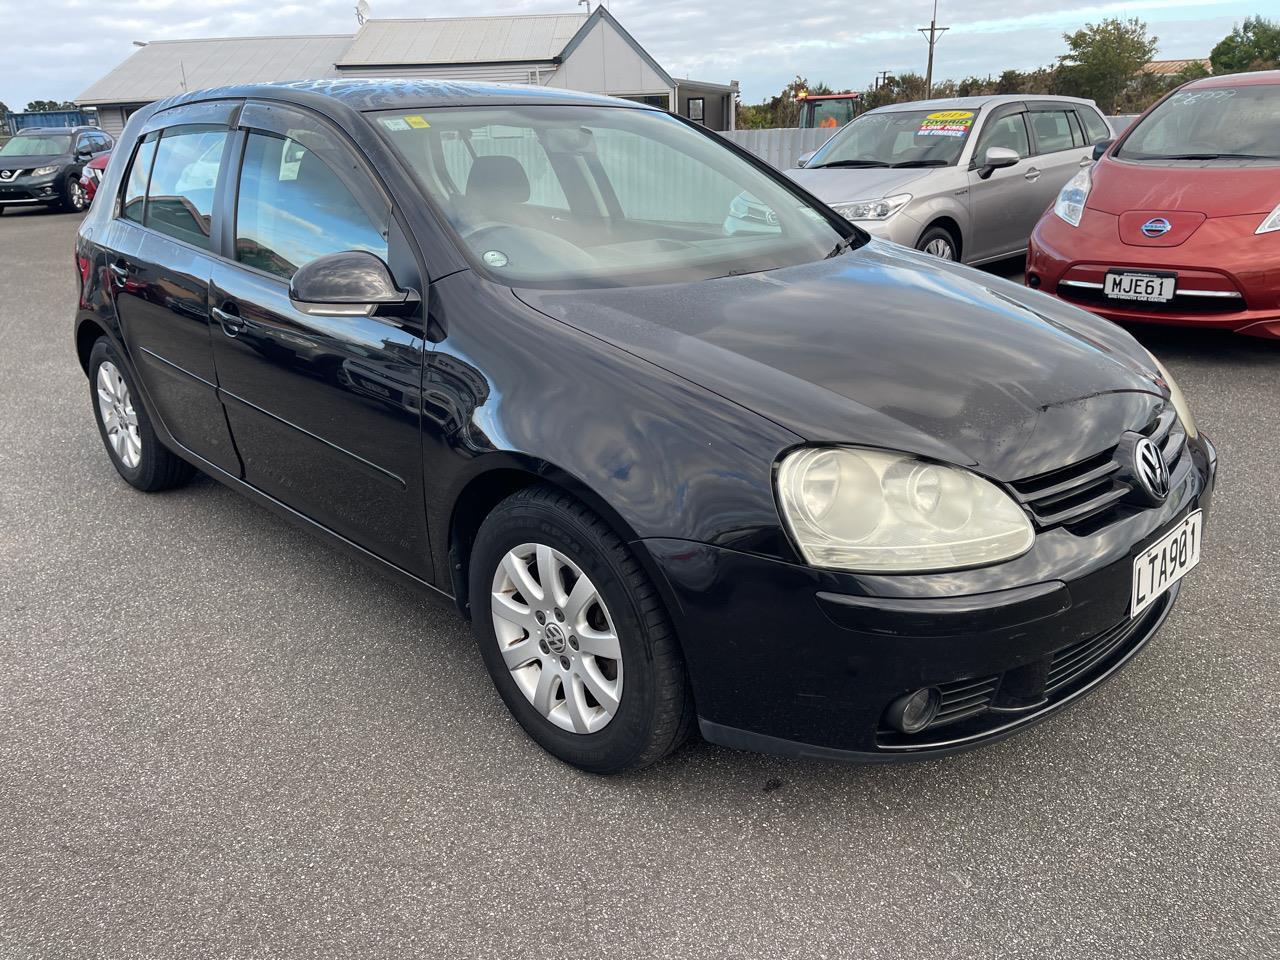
[32,165,59,177]
[776,447,1035,573]
[831,194,911,222]
[1150,356,1199,439]
[1257,202,1280,235]
[1053,166,1092,227]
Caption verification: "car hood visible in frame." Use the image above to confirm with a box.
[1088,157,1279,218]
[785,166,939,203]
[515,240,1165,482]
[0,153,69,171]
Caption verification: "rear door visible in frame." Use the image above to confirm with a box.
[104,103,242,475]
[1026,103,1094,215]
[206,101,431,577]
[965,104,1036,262]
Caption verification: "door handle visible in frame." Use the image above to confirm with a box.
[212,305,245,338]
[1024,168,1042,182]
[1079,156,1094,167]
[108,262,129,288]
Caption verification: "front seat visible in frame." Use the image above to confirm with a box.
[464,155,539,229]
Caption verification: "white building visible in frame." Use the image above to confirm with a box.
[76,8,737,137]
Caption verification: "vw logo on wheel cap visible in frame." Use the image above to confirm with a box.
[1141,217,1172,238]
[1132,436,1170,503]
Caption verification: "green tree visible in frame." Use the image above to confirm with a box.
[24,99,76,112]
[1211,17,1280,74]
[1057,17,1158,112]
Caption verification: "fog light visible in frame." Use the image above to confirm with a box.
[885,687,941,734]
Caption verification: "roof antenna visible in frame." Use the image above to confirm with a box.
[355,0,370,25]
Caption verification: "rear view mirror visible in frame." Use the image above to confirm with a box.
[796,150,816,168]
[1092,139,1114,161]
[289,250,416,318]
[977,146,1020,179]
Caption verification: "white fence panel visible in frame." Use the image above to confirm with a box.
[721,128,832,170]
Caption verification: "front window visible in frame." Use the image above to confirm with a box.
[807,98,857,129]
[373,105,848,288]
[806,109,977,169]
[1117,84,1280,163]
[0,134,71,156]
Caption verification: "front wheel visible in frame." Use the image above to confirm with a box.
[88,338,195,491]
[917,225,959,262]
[469,485,694,774]
[63,176,89,213]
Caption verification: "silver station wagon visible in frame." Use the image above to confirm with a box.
[788,94,1113,264]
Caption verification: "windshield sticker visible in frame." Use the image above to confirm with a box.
[482,250,510,268]
[379,117,411,131]
[404,115,431,129]
[918,110,974,138]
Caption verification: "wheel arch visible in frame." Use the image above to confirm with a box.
[919,216,963,260]
[75,316,111,375]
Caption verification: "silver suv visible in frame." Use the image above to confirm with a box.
[787,95,1113,264]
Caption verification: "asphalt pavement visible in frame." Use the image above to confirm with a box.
[1,206,1277,959]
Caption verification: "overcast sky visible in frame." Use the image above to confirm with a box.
[0,0,1261,111]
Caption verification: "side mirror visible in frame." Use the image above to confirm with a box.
[289,250,416,318]
[796,150,816,168]
[1092,139,1113,161]
[976,146,1020,179]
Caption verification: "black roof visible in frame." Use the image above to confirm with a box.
[146,78,651,117]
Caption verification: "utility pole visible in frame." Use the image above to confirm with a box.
[918,0,949,98]
[874,70,894,90]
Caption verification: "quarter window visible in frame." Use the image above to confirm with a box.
[121,132,158,225]
[235,131,389,281]
[1079,109,1112,145]
[1029,111,1077,153]
[975,114,1030,160]
[144,124,229,251]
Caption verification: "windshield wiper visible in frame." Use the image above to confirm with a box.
[1135,152,1276,161]
[890,159,949,168]
[825,233,860,259]
[808,159,891,169]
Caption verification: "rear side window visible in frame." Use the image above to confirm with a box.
[1030,111,1077,153]
[234,131,389,281]
[144,124,229,251]
[1079,109,1111,144]
[121,132,158,224]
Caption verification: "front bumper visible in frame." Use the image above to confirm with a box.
[0,174,62,205]
[643,434,1216,761]
[1028,210,1280,339]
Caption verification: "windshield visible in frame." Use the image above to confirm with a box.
[0,134,71,157]
[1118,84,1280,163]
[373,105,851,288]
[806,109,977,168]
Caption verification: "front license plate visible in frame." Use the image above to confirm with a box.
[1132,510,1202,617]
[1106,270,1176,302]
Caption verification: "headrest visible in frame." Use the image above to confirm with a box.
[465,155,530,205]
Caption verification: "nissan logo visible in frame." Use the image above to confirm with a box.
[1133,437,1170,503]
[1141,217,1172,238]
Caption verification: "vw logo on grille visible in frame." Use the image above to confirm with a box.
[1132,437,1170,503]
[1141,217,1172,238]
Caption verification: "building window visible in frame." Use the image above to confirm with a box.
[687,98,705,124]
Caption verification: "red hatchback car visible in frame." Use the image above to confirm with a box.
[78,151,111,206]
[1028,71,1280,339]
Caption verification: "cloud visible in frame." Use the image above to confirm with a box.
[0,0,1259,111]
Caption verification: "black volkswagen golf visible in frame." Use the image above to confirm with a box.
[73,80,1216,772]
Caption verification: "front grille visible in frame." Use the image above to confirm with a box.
[1058,283,1243,315]
[930,674,1000,729]
[1046,614,1147,695]
[1010,409,1187,531]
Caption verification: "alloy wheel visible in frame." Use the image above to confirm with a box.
[96,361,142,469]
[70,180,88,211]
[490,543,623,734]
[923,237,955,260]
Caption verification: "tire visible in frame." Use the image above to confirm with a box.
[63,175,89,213]
[917,225,959,262]
[469,484,694,774]
[88,337,195,492]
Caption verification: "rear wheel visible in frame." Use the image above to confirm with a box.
[469,484,694,774]
[88,338,195,491]
[917,225,959,262]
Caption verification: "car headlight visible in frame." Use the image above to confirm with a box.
[830,194,911,222]
[32,165,59,177]
[1053,166,1092,227]
[1150,356,1199,439]
[1257,201,1280,235]
[776,447,1035,573]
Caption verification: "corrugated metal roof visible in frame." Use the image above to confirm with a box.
[337,15,588,67]
[76,35,352,106]
[1141,58,1211,76]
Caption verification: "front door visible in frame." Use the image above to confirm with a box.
[207,103,431,578]
[966,106,1038,262]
